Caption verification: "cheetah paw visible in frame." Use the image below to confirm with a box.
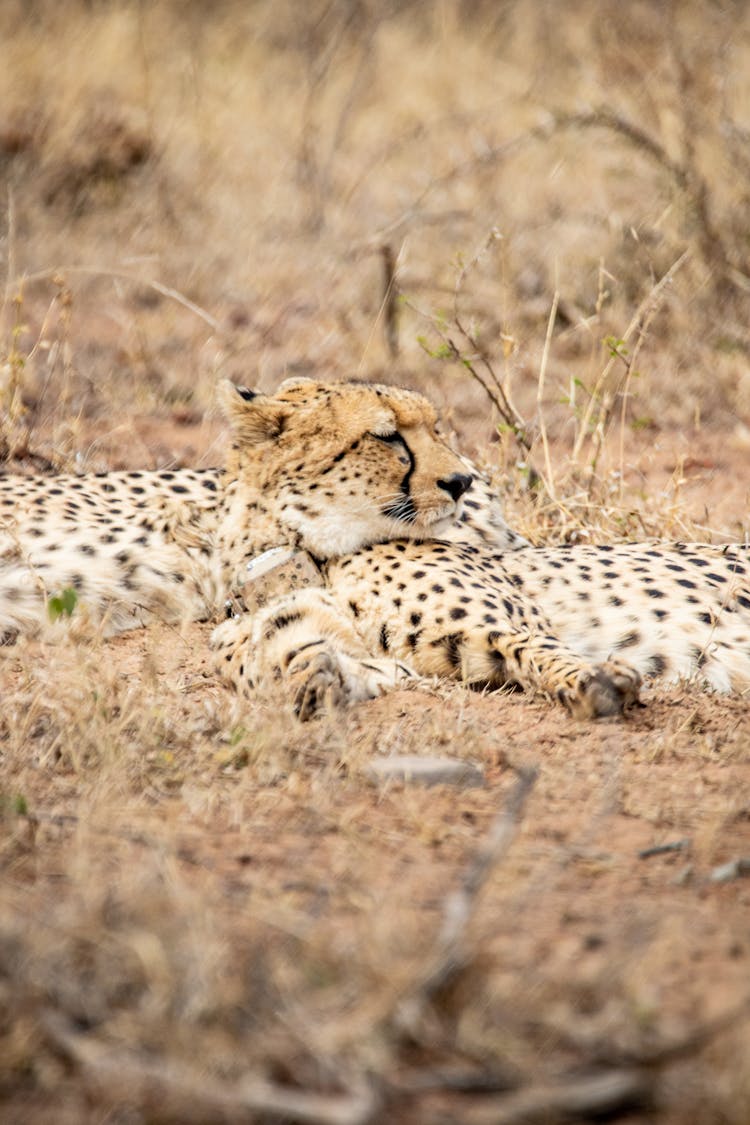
[292,651,349,721]
[290,650,415,720]
[559,659,642,720]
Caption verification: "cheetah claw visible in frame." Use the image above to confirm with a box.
[559,659,642,720]
[293,652,349,721]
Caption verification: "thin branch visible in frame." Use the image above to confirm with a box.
[405,288,532,457]
[376,108,686,243]
[395,767,537,1032]
[451,229,529,449]
[380,243,399,358]
[3,182,16,309]
[571,248,690,468]
[438,1067,650,1125]
[7,265,222,332]
[374,106,743,285]
[405,229,534,459]
[42,1010,377,1125]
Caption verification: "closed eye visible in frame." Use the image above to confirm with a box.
[371,431,404,444]
[370,430,411,466]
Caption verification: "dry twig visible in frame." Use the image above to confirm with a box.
[395,767,537,1033]
[407,230,534,461]
[10,265,222,332]
[380,243,399,358]
[450,230,530,453]
[570,248,690,478]
[42,1010,377,1125]
[376,106,743,287]
[437,1067,650,1124]
[536,291,559,500]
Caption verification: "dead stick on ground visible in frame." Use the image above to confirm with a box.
[41,1011,377,1125]
[396,766,537,1031]
[442,1067,650,1125]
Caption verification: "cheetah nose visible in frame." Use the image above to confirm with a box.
[437,472,473,502]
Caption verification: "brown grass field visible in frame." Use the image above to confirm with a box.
[1,2,750,1121]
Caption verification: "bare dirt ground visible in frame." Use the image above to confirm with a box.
[2,416,749,1124]
[2,2,750,1121]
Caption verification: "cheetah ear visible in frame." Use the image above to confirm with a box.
[277,375,317,392]
[218,380,292,444]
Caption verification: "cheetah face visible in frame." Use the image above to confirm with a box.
[221,378,472,557]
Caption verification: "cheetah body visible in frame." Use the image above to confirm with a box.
[208,379,749,716]
[0,469,223,639]
[322,539,750,693]
[2,377,749,718]
[0,381,522,641]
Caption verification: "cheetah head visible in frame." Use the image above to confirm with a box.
[220,377,473,558]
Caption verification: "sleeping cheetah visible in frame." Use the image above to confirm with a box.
[0,379,522,639]
[2,378,749,719]
[210,380,749,717]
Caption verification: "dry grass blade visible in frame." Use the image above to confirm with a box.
[535,291,559,500]
[380,243,400,358]
[570,248,691,469]
[42,1011,378,1125]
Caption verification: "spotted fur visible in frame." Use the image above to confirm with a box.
[0,379,520,641]
[2,378,749,720]
[210,380,749,717]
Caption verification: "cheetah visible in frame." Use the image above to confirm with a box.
[2,378,749,719]
[0,379,521,638]
[210,380,750,718]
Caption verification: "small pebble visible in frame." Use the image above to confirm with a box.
[709,857,750,884]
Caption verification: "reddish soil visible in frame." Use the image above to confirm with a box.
[2,417,748,1123]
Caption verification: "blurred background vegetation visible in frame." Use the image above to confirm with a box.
[1,0,749,455]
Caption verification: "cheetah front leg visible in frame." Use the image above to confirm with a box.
[212,589,416,720]
[460,628,642,719]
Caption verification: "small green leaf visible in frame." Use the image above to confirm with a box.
[48,587,78,622]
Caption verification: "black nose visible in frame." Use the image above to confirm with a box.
[437,472,473,502]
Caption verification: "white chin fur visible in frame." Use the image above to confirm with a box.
[292,509,456,558]
[424,514,456,537]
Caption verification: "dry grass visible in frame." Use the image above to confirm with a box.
[2,2,750,1122]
